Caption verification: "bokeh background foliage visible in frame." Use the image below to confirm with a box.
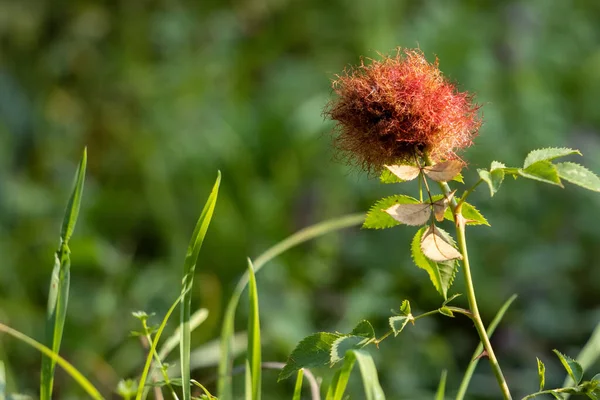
[1,0,600,398]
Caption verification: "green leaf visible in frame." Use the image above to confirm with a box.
[435,370,447,400]
[554,350,584,385]
[439,306,454,317]
[351,350,386,400]
[453,172,465,183]
[478,168,505,197]
[380,168,403,183]
[180,172,221,400]
[350,320,376,338]
[279,333,342,381]
[537,357,546,391]
[524,147,581,168]
[330,336,370,364]
[519,160,563,187]
[245,260,261,400]
[41,148,87,400]
[411,227,458,299]
[460,202,490,226]
[292,370,303,400]
[363,195,420,229]
[399,299,411,315]
[389,315,412,336]
[555,162,600,192]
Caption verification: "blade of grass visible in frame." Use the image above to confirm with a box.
[292,370,303,400]
[217,213,364,400]
[1,360,6,400]
[435,370,447,400]
[455,294,517,400]
[136,294,184,400]
[41,148,87,400]
[330,354,356,400]
[0,322,102,399]
[245,260,261,400]
[562,320,600,396]
[351,350,385,400]
[180,172,221,400]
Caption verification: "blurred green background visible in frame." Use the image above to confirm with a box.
[1,0,600,398]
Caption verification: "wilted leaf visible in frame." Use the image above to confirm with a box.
[421,226,463,262]
[433,191,455,222]
[363,195,420,229]
[553,349,583,385]
[524,147,581,168]
[411,227,459,299]
[519,160,563,187]
[555,162,600,192]
[537,357,546,391]
[389,316,411,336]
[385,165,421,181]
[385,203,431,226]
[424,160,464,182]
[380,168,403,184]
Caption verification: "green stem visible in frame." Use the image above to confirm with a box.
[458,178,483,206]
[439,180,512,400]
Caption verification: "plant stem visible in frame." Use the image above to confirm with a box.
[439,181,512,400]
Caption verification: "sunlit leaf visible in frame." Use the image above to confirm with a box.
[385,165,421,181]
[363,195,420,229]
[385,203,431,226]
[421,226,463,262]
[460,202,490,226]
[411,227,459,299]
[524,147,581,168]
[478,167,505,197]
[554,349,583,385]
[537,357,546,391]
[519,160,563,187]
[279,333,341,381]
[399,300,411,315]
[380,168,402,184]
[330,336,370,365]
[424,160,464,182]
[433,191,455,222]
[555,162,600,192]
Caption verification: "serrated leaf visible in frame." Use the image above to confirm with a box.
[363,195,420,229]
[385,203,431,226]
[554,349,584,385]
[411,227,459,299]
[385,165,421,181]
[460,202,490,226]
[433,191,455,222]
[537,357,546,391]
[330,336,370,365]
[389,316,411,336]
[524,147,581,168]
[421,226,463,262]
[439,306,454,317]
[555,162,600,192]
[399,300,411,315]
[279,333,342,381]
[452,173,464,183]
[519,160,563,187]
[478,168,505,197]
[424,160,464,182]
[491,161,507,171]
[350,320,375,339]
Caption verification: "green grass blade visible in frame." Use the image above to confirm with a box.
[351,350,385,400]
[158,308,209,361]
[1,360,6,400]
[41,148,87,400]
[330,353,357,400]
[292,370,303,400]
[435,370,447,400]
[217,213,364,400]
[136,294,184,400]
[562,320,600,396]
[0,323,102,399]
[455,294,517,400]
[180,172,221,400]
[245,260,261,400]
